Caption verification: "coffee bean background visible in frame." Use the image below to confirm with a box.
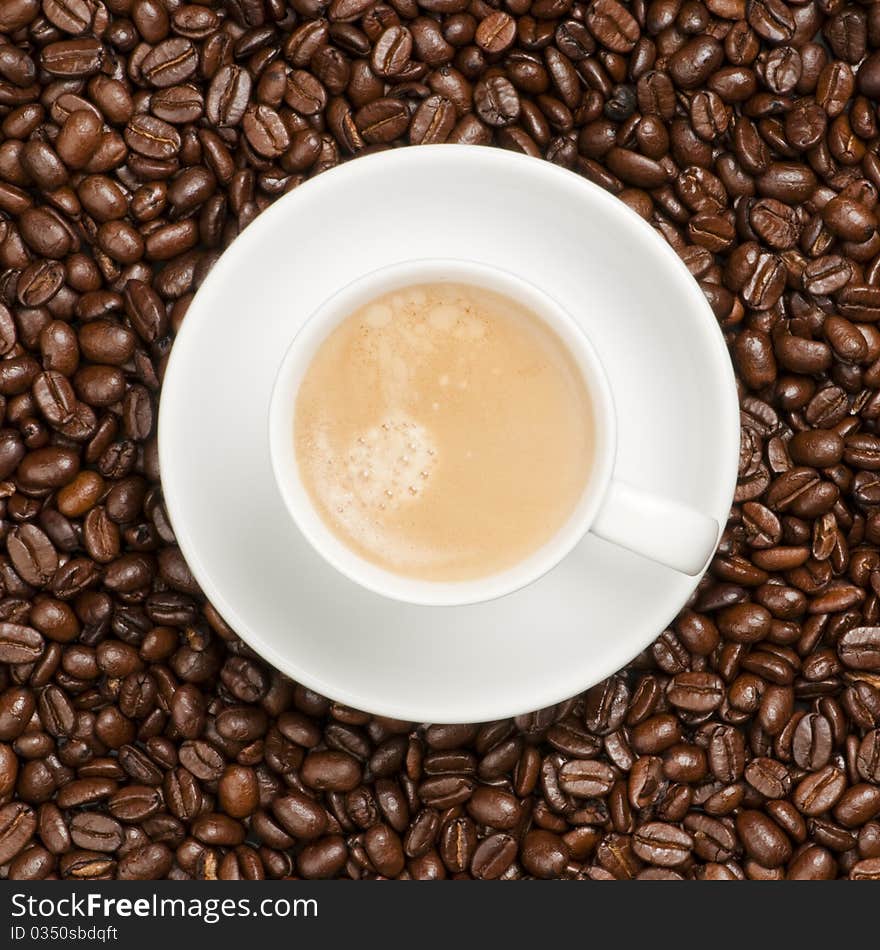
[2,0,880,883]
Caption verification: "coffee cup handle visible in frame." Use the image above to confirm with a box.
[590,479,720,576]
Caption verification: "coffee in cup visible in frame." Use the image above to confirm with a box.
[292,281,594,582]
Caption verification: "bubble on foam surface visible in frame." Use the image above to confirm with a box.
[428,304,458,331]
[363,303,392,328]
[345,419,436,509]
[312,418,440,566]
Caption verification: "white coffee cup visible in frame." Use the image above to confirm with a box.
[268,258,719,608]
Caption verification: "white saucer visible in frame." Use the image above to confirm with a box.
[158,146,739,724]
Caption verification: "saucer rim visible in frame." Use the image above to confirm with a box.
[158,145,740,722]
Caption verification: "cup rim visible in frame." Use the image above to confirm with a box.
[268,257,618,607]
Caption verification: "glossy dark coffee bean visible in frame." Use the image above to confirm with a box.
[0,622,44,664]
[372,26,413,78]
[470,832,517,879]
[586,0,639,54]
[474,75,521,126]
[117,843,173,880]
[0,803,37,864]
[736,810,792,867]
[70,812,124,853]
[520,829,570,878]
[632,822,694,867]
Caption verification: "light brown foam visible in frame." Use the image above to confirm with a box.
[294,281,594,582]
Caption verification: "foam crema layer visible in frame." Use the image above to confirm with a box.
[294,281,594,582]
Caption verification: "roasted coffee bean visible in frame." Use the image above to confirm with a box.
[163,769,202,822]
[78,321,135,366]
[43,0,94,35]
[857,731,880,783]
[466,786,521,830]
[471,832,518,879]
[58,850,116,879]
[124,280,167,343]
[667,672,725,712]
[191,813,245,847]
[736,810,792,867]
[745,757,791,799]
[109,785,162,823]
[355,98,410,144]
[558,759,616,797]
[70,813,123,853]
[297,836,347,878]
[520,829,570,878]
[0,622,44,664]
[586,0,639,54]
[584,677,629,734]
[118,843,173,880]
[437,815,474,872]
[206,65,252,127]
[839,628,880,671]
[216,765,259,818]
[633,822,694,867]
[57,110,102,170]
[41,39,103,78]
[410,96,456,145]
[474,76,521,126]
[476,13,516,56]
[708,725,746,782]
[364,823,405,876]
[834,784,880,828]
[372,26,413,78]
[243,105,290,158]
[0,803,37,864]
[18,209,74,260]
[125,115,181,161]
[141,39,198,88]
[301,751,362,791]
